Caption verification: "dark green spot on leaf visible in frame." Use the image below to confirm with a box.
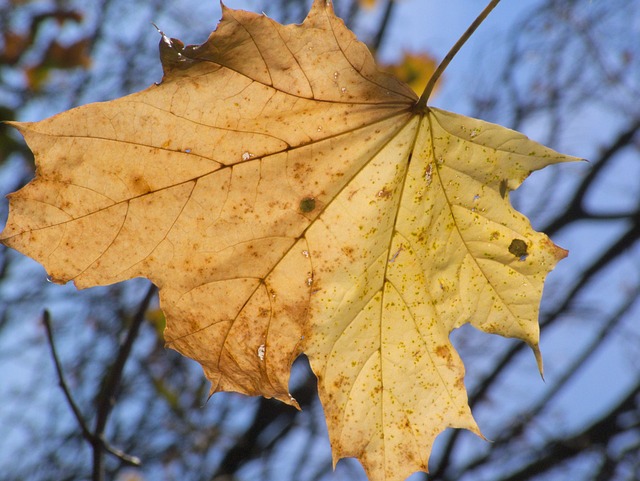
[499,179,508,199]
[299,197,316,213]
[509,239,528,261]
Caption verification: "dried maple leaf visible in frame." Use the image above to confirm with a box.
[0,1,578,480]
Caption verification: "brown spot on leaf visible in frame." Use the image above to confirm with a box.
[131,174,151,195]
[435,345,451,360]
[376,186,392,199]
[333,374,349,389]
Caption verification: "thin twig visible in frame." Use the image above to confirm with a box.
[344,0,360,30]
[92,282,157,480]
[99,442,142,466]
[371,0,396,52]
[42,310,95,442]
[416,0,501,111]
[42,310,142,468]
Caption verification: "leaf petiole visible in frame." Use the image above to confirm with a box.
[415,0,502,111]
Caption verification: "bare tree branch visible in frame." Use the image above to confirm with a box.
[92,283,156,480]
[42,310,142,469]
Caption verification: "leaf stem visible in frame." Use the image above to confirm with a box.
[415,0,501,111]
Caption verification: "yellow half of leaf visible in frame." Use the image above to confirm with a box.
[0,1,577,480]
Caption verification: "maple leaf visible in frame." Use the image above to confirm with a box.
[0,1,578,480]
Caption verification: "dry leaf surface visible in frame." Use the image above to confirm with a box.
[0,2,576,480]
